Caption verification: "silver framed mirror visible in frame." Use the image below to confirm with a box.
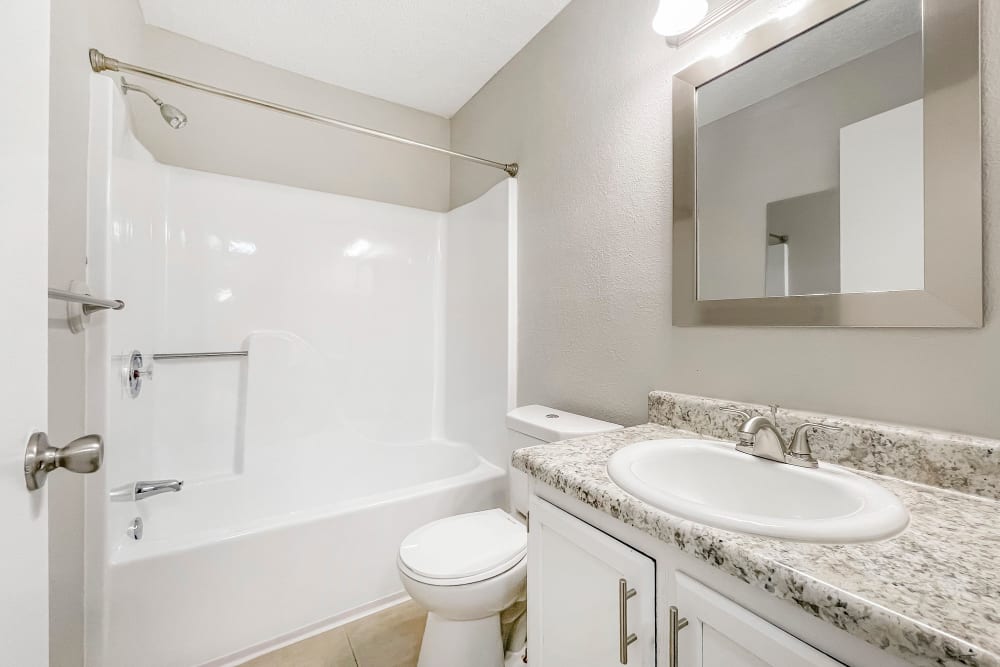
[672,0,982,327]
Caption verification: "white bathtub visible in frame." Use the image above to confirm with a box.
[104,440,505,667]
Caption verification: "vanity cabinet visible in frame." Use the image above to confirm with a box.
[528,497,656,666]
[675,572,842,667]
[528,496,852,667]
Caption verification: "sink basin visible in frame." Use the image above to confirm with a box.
[607,439,909,543]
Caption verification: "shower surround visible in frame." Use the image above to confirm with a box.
[82,76,517,666]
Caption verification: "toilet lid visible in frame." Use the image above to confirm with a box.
[399,509,527,582]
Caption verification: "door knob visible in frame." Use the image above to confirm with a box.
[24,432,104,491]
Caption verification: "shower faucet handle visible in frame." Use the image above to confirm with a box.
[123,350,153,399]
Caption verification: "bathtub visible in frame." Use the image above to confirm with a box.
[103,440,506,667]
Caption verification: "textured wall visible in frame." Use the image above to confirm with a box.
[450,0,1000,438]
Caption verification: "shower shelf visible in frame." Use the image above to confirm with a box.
[152,351,248,360]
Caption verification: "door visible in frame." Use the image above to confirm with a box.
[528,497,655,666]
[674,573,843,667]
[0,0,51,664]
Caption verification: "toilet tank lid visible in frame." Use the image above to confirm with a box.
[506,405,623,443]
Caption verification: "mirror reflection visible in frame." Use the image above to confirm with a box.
[696,0,923,301]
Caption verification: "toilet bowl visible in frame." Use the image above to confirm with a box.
[398,509,527,667]
[399,405,623,667]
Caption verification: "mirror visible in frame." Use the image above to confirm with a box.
[672,0,982,326]
[697,0,922,300]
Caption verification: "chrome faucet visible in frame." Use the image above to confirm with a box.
[111,479,184,502]
[722,407,841,468]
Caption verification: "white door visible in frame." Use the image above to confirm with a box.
[528,497,656,666]
[0,0,52,664]
[675,573,843,667]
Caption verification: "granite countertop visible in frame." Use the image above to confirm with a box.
[512,423,1000,667]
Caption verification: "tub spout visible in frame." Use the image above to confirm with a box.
[133,479,184,500]
[110,479,184,502]
[135,479,183,499]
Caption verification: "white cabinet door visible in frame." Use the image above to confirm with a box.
[675,573,843,667]
[0,0,51,664]
[528,497,655,666]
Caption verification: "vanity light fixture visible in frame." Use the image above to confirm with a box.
[658,0,755,49]
[652,0,709,37]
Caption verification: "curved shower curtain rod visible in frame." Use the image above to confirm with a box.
[88,48,519,178]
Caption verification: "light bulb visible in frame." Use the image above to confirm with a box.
[652,0,709,36]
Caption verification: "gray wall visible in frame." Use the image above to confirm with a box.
[450,0,1000,439]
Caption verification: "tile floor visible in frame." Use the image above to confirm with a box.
[242,600,427,667]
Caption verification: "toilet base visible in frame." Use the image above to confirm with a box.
[417,611,504,667]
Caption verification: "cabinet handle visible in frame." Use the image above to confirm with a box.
[618,578,637,664]
[669,605,689,667]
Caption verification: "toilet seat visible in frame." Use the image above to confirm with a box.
[398,509,527,586]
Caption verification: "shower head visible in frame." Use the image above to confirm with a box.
[120,77,188,129]
[158,103,188,129]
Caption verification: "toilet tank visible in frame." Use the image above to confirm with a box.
[506,405,623,520]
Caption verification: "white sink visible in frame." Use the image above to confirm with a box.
[606,439,909,543]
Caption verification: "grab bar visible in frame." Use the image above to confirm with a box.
[48,288,125,314]
[152,351,248,360]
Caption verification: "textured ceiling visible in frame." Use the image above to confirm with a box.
[138,0,572,118]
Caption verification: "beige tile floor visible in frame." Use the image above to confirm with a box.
[242,600,427,667]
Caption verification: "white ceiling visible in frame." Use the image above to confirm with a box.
[138,0,572,118]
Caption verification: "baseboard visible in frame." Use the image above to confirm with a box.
[201,592,411,667]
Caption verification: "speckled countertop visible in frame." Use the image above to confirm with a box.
[512,423,1000,667]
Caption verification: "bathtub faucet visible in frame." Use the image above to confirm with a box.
[134,479,184,500]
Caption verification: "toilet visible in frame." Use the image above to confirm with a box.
[398,405,622,667]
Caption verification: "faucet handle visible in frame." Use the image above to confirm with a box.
[721,406,752,422]
[787,422,842,467]
[722,407,754,448]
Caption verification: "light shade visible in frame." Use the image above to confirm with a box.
[652,0,709,36]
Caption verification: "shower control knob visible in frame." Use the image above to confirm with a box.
[124,350,153,398]
[24,432,104,491]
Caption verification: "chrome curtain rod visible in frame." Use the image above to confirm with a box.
[89,49,519,178]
